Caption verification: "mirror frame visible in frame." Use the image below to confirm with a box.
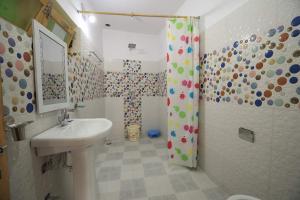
[32,19,69,113]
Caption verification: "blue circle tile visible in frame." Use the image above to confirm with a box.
[255,99,262,107]
[276,69,283,75]
[267,28,276,37]
[267,100,273,106]
[26,103,34,113]
[5,68,13,77]
[19,79,27,89]
[8,38,16,47]
[277,25,284,33]
[291,16,300,26]
[289,64,300,74]
[289,77,298,84]
[256,91,262,97]
[291,29,300,37]
[27,92,33,99]
[265,50,273,58]
[251,82,257,89]
[233,41,239,48]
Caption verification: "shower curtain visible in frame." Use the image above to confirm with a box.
[166,17,200,168]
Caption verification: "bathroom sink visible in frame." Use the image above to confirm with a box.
[31,118,112,156]
[31,118,112,200]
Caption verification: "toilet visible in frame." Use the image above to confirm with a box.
[227,195,261,200]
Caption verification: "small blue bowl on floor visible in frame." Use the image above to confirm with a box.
[147,129,161,138]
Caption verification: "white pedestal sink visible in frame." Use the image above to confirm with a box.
[31,118,112,200]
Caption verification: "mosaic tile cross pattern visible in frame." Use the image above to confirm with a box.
[200,15,300,109]
[105,60,167,132]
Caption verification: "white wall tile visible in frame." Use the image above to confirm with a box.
[105,97,125,140]
[159,97,168,138]
[141,97,161,136]
[270,110,300,200]
[191,0,300,198]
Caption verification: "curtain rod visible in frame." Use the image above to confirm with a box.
[78,10,199,19]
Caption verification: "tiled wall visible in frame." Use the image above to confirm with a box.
[0,17,105,125]
[200,18,299,109]
[104,59,167,139]
[199,0,300,199]
[104,60,166,98]
[0,17,105,200]
[0,18,35,124]
[68,53,105,102]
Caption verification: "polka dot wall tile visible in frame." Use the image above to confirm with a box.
[0,18,105,124]
[0,18,35,123]
[199,15,300,110]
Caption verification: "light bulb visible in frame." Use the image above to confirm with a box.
[88,15,96,23]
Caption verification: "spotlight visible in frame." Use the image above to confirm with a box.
[88,15,96,23]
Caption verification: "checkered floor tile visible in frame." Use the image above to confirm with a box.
[95,136,229,200]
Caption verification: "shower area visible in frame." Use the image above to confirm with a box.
[101,13,201,169]
[103,27,168,140]
[105,59,167,137]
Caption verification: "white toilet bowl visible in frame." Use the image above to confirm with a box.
[227,195,261,200]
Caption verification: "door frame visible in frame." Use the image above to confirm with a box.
[0,72,10,200]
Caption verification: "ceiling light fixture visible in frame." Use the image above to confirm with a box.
[88,15,96,23]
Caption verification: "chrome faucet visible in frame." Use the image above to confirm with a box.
[58,103,85,126]
[58,109,70,126]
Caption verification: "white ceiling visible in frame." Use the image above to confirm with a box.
[77,0,228,35]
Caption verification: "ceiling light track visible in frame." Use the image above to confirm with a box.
[77,10,200,19]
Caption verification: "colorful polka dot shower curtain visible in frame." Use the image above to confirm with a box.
[166,17,200,168]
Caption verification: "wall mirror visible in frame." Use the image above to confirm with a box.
[32,19,69,113]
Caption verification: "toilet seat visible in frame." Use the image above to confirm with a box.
[227,195,261,200]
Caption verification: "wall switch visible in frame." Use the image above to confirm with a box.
[239,127,255,143]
